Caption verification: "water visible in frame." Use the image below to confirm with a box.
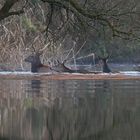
[0,77,140,140]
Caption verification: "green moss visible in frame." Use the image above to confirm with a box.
[22,17,37,32]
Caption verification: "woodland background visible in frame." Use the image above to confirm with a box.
[0,0,140,71]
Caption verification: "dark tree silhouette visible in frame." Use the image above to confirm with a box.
[0,0,26,21]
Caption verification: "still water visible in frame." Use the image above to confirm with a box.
[0,78,140,140]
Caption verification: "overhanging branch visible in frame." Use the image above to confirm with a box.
[40,0,140,39]
[0,0,27,21]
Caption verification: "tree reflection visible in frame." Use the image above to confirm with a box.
[0,79,140,140]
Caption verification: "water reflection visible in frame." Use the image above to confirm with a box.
[0,79,140,140]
